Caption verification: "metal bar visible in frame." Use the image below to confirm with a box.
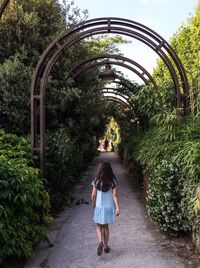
[32,147,41,151]
[108,18,111,32]
[0,0,10,19]
[55,41,61,48]
[30,96,35,149]
[40,84,45,178]
[156,40,165,51]
[33,95,41,99]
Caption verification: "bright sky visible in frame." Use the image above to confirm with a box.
[65,0,198,83]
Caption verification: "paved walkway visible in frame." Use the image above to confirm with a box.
[25,152,191,268]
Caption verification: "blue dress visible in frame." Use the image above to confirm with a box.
[92,179,118,224]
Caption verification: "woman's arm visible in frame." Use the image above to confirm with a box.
[112,187,120,216]
[91,186,97,208]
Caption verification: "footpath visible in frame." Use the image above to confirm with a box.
[25,152,197,268]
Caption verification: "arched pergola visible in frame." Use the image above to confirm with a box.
[106,79,139,96]
[70,54,158,89]
[31,17,190,176]
[101,88,133,108]
[71,56,150,105]
[103,95,131,110]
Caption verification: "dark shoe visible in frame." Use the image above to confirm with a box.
[97,242,103,256]
[104,247,110,253]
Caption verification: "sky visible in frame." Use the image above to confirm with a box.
[63,0,198,83]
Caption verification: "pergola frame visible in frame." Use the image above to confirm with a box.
[106,80,139,96]
[70,54,157,89]
[101,88,132,107]
[30,17,190,176]
[0,0,10,18]
[103,95,131,110]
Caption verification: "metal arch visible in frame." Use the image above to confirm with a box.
[70,54,158,89]
[102,78,139,99]
[0,0,10,18]
[101,88,137,119]
[30,17,190,176]
[102,78,139,98]
[102,88,130,100]
[103,95,131,110]
[71,57,142,106]
[101,88,132,107]
[73,61,162,108]
[110,79,136,90]
[108,79,140,95]
[32,28,179,99]
[31,18,190,99]
[73,60,149,85]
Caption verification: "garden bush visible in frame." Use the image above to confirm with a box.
[45,128,97,210]
[0,130,52,266]
[147,160,186,235]
[122,112,200,236]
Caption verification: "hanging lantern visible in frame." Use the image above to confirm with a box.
[99,63,116,83]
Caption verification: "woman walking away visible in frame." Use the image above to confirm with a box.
[91,161,120,256]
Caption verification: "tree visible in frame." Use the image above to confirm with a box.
[152,7,200,112]
[0,0,88,63]
[0,0,129,136]
[0,52,32,134]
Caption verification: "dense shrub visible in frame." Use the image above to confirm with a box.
[119,136,144,185]
[45,128,96,210]
[0,53,32,135]
[0,130,52,266]
[147,160,186,235]
[122,113,200,235]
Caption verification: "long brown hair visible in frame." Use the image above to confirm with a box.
[94,161,117,192]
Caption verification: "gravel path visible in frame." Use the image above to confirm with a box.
[25,152,190,268]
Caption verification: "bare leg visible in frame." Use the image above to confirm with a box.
[102,224,109,248]
[96,224,103,243]
[102,227,105,245]
[96,224,104,256]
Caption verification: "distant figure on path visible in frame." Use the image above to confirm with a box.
[91,162,120,256]
[103,138,109,151]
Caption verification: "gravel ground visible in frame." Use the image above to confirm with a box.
[24,152,198,268]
